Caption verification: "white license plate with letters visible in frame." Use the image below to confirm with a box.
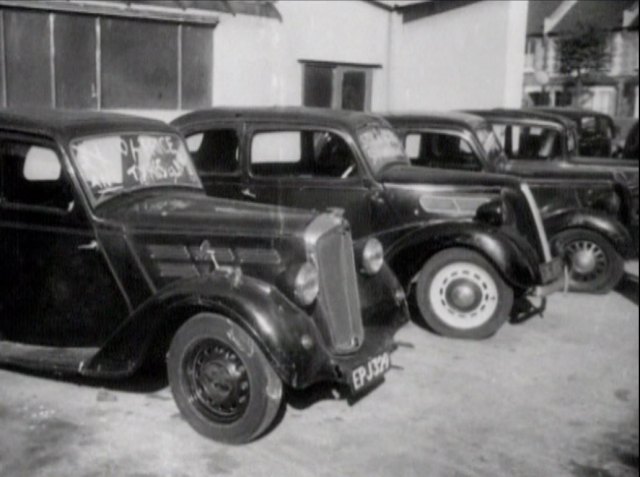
[348,352,391,393]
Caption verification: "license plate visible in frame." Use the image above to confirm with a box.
[540,257,564,283]
[348,352,391,394]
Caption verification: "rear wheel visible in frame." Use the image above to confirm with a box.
[414,248,514,340]
[551,229,624,293]
[167,313,282,444]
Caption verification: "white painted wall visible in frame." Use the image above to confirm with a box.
[390,0,528,111]
[211,0,391,110]
[122,1,530,121]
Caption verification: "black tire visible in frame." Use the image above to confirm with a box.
[167,313,282,444]
[551,228,624,294]
[414,248,514,340]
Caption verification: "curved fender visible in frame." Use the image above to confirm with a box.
[383,221,541,291]
[544,209,633,258]
[82,271,333,388]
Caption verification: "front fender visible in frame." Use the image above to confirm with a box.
[82,271,333,388]
[543,209,634,258]
[384,221,541,291]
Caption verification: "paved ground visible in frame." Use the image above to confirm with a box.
[1,264,638,477]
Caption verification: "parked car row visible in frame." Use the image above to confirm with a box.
[0,105,635,444]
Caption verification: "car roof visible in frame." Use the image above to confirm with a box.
[533,107,613,122]
[383,111,488,130]
[470,108,575,130]
[0,108,176,141]
[172,106,389,131]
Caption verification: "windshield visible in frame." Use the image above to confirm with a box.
[71,133,201,206]
[357,126,409,175]
[476,127,504,164]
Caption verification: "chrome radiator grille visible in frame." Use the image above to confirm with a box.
[313,226,364,355]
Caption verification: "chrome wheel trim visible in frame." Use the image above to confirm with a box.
[429,262,499,330]
[565,240,608,283]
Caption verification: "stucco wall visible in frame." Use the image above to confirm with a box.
[211,0,391,110]
[390,0,528,111]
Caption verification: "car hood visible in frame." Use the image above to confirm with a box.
[378,165,523,189]
[97,190,316,238]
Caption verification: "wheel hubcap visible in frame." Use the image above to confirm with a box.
[429,262,499,330]
[565,240,607,283]
[185,339,250,423]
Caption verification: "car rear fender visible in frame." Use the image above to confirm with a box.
[544,209,634,258]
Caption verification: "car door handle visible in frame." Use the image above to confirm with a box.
[78,240,99,251]
[241,187,257,199]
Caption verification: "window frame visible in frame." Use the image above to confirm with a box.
[246,125,367,184]
[0,133,76,215]
[402,127,485,172]
[0,5,215,109]
[301,61,377,112]
[184,125,244,179]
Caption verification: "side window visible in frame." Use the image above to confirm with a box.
[580,117,598,137]
[501,126,561,160]
[405,132,481,171]
[251,130,358,179]
[1,140,73,211]
[186,129,240,174]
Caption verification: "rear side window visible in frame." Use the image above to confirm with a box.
[250,130,358,179]
[186,129,240,174]
[493,124,562,160]
[405,132,481,171]
[1,140,73,211]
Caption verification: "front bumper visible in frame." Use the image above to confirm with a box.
[532,257,566,297]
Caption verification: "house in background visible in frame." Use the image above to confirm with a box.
[0,0,529,120]
[524,0,639,118]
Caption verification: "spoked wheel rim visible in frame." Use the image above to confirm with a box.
[428,262,499,330]
[184,339,250,424]
[565,239,608,284]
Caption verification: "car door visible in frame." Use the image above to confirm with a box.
[0,133,128,347]
[243,125,378,239]
[183,122,246,202]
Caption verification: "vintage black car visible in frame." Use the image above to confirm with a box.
[0,109,408,444]
[467,109,639,255]
[386,111,634,293]
[534,107,617,158]
[173,108,564,341]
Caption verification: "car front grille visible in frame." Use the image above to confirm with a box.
[308,217,364,355]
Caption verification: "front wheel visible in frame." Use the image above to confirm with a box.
[414,248,514,340]
[167,313,283,444]
[551,229,624,294]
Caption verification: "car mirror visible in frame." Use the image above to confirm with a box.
[23,146,61,182]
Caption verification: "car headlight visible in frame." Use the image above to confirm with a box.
[293,262,320,306]
[475,198,511,227]
[362,238,384,275]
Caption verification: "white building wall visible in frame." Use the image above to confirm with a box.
[390,0,528,111]
[211,0,391,109]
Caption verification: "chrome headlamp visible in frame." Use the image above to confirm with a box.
[475,198,512,227]
[361,238,384,275]
[293,262,320,306]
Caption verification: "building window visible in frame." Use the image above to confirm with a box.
[0,7,214,110]
[302,62,376,112]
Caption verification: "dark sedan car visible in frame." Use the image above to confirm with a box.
[534,107,616,157]
[173,108,564,340]
[386,112,634,293]
[0,109,408,444]
[469,108,639,255]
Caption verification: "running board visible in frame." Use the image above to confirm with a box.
[0,341,98,375]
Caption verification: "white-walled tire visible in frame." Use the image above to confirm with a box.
[167,313,282,444]
[415,248,514,340]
